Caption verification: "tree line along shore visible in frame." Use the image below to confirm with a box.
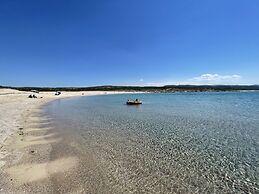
[1,85,259,93]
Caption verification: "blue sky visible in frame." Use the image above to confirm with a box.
[0,0,259,86]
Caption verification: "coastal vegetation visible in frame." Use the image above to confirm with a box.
[1,85,259,92]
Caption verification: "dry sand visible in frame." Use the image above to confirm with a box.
[0,89,133,193]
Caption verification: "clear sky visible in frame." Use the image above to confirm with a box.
[0,0,259,86]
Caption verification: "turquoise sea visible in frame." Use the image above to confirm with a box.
[44,92,259,193]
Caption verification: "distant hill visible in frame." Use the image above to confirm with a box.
[1,85,259,92]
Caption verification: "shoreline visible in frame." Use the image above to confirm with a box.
[1,89,258,193]
[0,89,137,193]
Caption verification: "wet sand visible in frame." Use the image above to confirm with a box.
[0,89,133,193]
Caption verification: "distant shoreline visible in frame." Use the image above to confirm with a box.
[1,85,259,94]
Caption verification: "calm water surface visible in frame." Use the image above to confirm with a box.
[45,92,259,193]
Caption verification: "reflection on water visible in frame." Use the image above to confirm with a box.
[45,92,259,193]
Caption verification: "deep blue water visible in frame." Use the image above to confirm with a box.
[45,92,259,193]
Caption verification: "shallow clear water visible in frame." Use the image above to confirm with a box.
[45,92,259,193]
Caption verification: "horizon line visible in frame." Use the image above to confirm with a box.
[1,84,259,88]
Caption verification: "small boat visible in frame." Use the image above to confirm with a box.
[126,99,143,105]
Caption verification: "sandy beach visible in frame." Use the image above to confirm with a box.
[0,89,131,193]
